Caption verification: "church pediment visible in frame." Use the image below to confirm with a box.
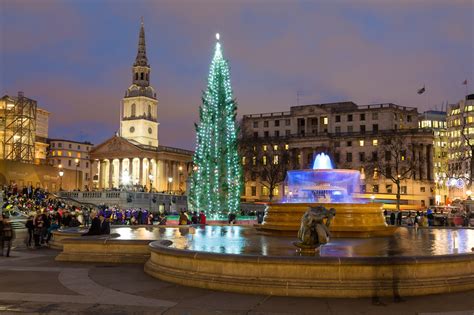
[90,136,147,158]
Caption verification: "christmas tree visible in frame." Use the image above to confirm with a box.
[189,34,242,220]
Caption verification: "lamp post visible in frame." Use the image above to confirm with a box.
[58,164,64,191]
[74,158,80,191]
[168,177,173,194]
[178,165,183,192]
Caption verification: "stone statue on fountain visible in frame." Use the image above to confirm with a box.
[294,206,336,252]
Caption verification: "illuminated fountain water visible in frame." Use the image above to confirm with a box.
[258,153,397,237]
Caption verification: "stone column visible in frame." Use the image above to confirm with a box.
[129,158,134,182]
[108,160,113,189]
[98,160,103,190]
[139,158,143,187]
[118,159,123,187]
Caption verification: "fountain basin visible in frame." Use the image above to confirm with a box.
[145,239,474,298]
[258,202,397,237]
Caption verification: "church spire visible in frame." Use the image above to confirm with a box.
[134,17,148,67]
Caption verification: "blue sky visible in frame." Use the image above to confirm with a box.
[1,0,472,150]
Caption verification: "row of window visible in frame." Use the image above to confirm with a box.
[51,143,90,151]
[52,151,88,159]
[253,119,291,129]
[53,158,89,168]
[334,124,378,133]
[334,139,378,147]
[335,113,376,123]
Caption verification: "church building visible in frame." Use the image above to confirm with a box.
[90,21,193,192]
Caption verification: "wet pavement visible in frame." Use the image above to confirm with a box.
[1,229,472,314]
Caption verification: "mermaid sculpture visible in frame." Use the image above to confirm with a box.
[294,206,336,251]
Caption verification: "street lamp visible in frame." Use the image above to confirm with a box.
[178,165,183,192]
[58,164,64,191]
[74,158,80,191]
[168,177,173,194]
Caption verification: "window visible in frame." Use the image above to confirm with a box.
[263,145,267,151]
[335,126,341,134]
[273,145,278,151]
[274,120,280,127]
[373,168,379,179]
[262,156,267,165]
[252,156,256,166]
[68,144,72,149]
[372,151,378,160]
[285,130,291,136]
[285,119,291,126]
[285,144,289,150]
[372,139,378,146]
[373,124,378,132]
[360,113,365,121]
[148,104,152,117]
[385,165,391,177]
[141,72,144,80]
[135,73,138,80]
[359,140,365,147]
[386,185,393,193]
[347,126,353,132]
[77,153,81,158]
[346,152,352,162]
[52,143,55,148]
[323,117,328,125]
[57,150,62,156]
[67,152,72,157]
[420,187,426,193]
[347,141,352,147]
[335,115,341,122]
[401,186,407,194]
[242,157,246,165]
[262,186,269,196]
[131,103,136,117]
[360,125,366,133]
[372,112,378,120]
[359,152,365,162]
[68,160,71,166]
[407,116,412,122]
[253,132,258,138]
[274,130,280,137]
[78,145,81,150]
[264,131,269,137]
[373,185,379,193]
[347,114,353,122]
[58,143,62,148]
[273,155,279,165]
[251,186,257,196]
[264,121,269,128]
[253,121,258,128]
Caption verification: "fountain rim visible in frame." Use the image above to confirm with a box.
[149,239,474,262]
[287,169,360,173]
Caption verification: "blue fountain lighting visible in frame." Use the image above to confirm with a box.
[312,152,333,170]
[284,153,363,203]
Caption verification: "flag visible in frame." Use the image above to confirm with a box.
[462,80,468,85]
[417,85,425,95]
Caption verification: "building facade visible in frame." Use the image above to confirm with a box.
[419,110,449,204]
[47,139,94,190]
[446,94,474,200]
[241,102,436,209]
[89,21,193,192]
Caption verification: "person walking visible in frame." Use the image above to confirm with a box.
[396,211,402,226]
[1,214,15,257]
[390,212,396,225]
[25,215,34,248]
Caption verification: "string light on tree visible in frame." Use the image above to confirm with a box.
[189,33,243,220]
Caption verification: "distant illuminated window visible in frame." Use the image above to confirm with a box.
[359,140,364,147]
[323,117,328,125]
[263,145,267,151]
[273,145,278,151]
[285,144,289,150]
[263,156,267,165]
[273,155,279,165]
[372,139,378,146]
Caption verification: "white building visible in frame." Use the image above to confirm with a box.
[241,102,436,209]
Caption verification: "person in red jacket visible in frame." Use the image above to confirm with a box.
[199,211,206,225]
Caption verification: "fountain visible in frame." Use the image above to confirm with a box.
[256,153,397,237]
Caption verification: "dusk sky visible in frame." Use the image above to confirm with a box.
[1,0,472,151]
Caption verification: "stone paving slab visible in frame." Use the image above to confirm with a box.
[1,237,474,315]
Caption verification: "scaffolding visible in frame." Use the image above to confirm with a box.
[1,92,37,163]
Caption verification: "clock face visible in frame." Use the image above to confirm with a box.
[148,127,152,134]
[130,126,135,133]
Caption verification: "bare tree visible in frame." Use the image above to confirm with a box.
[239,129,292,201]
[365,130,425,211]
